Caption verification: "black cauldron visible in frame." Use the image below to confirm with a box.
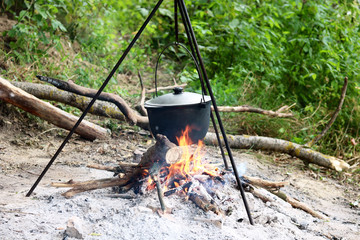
[144,42,211,145]
[144,87,211,144]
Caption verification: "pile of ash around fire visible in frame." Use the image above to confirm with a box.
[2,168,355,240]
[0,129,358,239]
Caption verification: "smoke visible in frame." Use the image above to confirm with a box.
[236,162,247,176]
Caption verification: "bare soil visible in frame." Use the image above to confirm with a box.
[0,104,359,240]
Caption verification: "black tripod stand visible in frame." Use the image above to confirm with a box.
[26,0,253,225]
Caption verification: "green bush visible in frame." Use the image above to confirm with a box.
[182,0,360,155]
[1,0,359,157]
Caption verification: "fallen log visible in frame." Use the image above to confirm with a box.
[204,133,350,171]
[12,81,128,122]
[0,76,108,140]
[211,105,293,118]
[36,75,149,129]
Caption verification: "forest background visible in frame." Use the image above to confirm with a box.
[0,0,359,179]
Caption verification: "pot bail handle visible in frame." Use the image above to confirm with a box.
[154,42,206,103]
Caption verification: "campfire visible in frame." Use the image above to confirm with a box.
[147,126,224,214]
[161,126,219,190]
[51,127,328,222]
[51,127,229,215]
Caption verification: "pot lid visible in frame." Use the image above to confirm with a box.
[144,87,211,107]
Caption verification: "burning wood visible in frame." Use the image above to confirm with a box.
[164,181,192,197]
[51,127,226,215]
[51,134,183,197]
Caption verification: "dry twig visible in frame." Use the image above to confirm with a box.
[306,77,348,147]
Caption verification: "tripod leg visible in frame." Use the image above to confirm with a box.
[174,0,179,43]
[25,0,164,197]
[176,0,228,169]
[177,0,254,225]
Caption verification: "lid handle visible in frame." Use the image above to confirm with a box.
[173,87,183,95]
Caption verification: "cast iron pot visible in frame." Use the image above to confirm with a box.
[144,42,212,145]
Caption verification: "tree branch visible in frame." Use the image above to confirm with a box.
[36,75,149,128]
[306,77,348,147]
[12,81,127,122]
[212,105,294,117]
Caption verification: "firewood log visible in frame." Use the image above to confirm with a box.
[242,175,289,189]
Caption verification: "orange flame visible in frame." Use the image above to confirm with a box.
[164,126,218,187]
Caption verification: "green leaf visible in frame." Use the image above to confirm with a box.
[18,10,27,20]
[310,73,317,80]
[51,19,67,32]
[229,19,240,30]
[159,8,173,19]
[34,3,48,19]
[138,7,149,17]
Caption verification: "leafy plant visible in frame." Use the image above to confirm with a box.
[1,0,359,159]
[4,0,67,63]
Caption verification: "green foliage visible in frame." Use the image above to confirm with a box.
[183,0,360,155]
[4,0,67,64]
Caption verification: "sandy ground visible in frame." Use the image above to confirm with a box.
[0,109,359,240]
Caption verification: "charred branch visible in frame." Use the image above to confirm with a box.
[188,192,223,215]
